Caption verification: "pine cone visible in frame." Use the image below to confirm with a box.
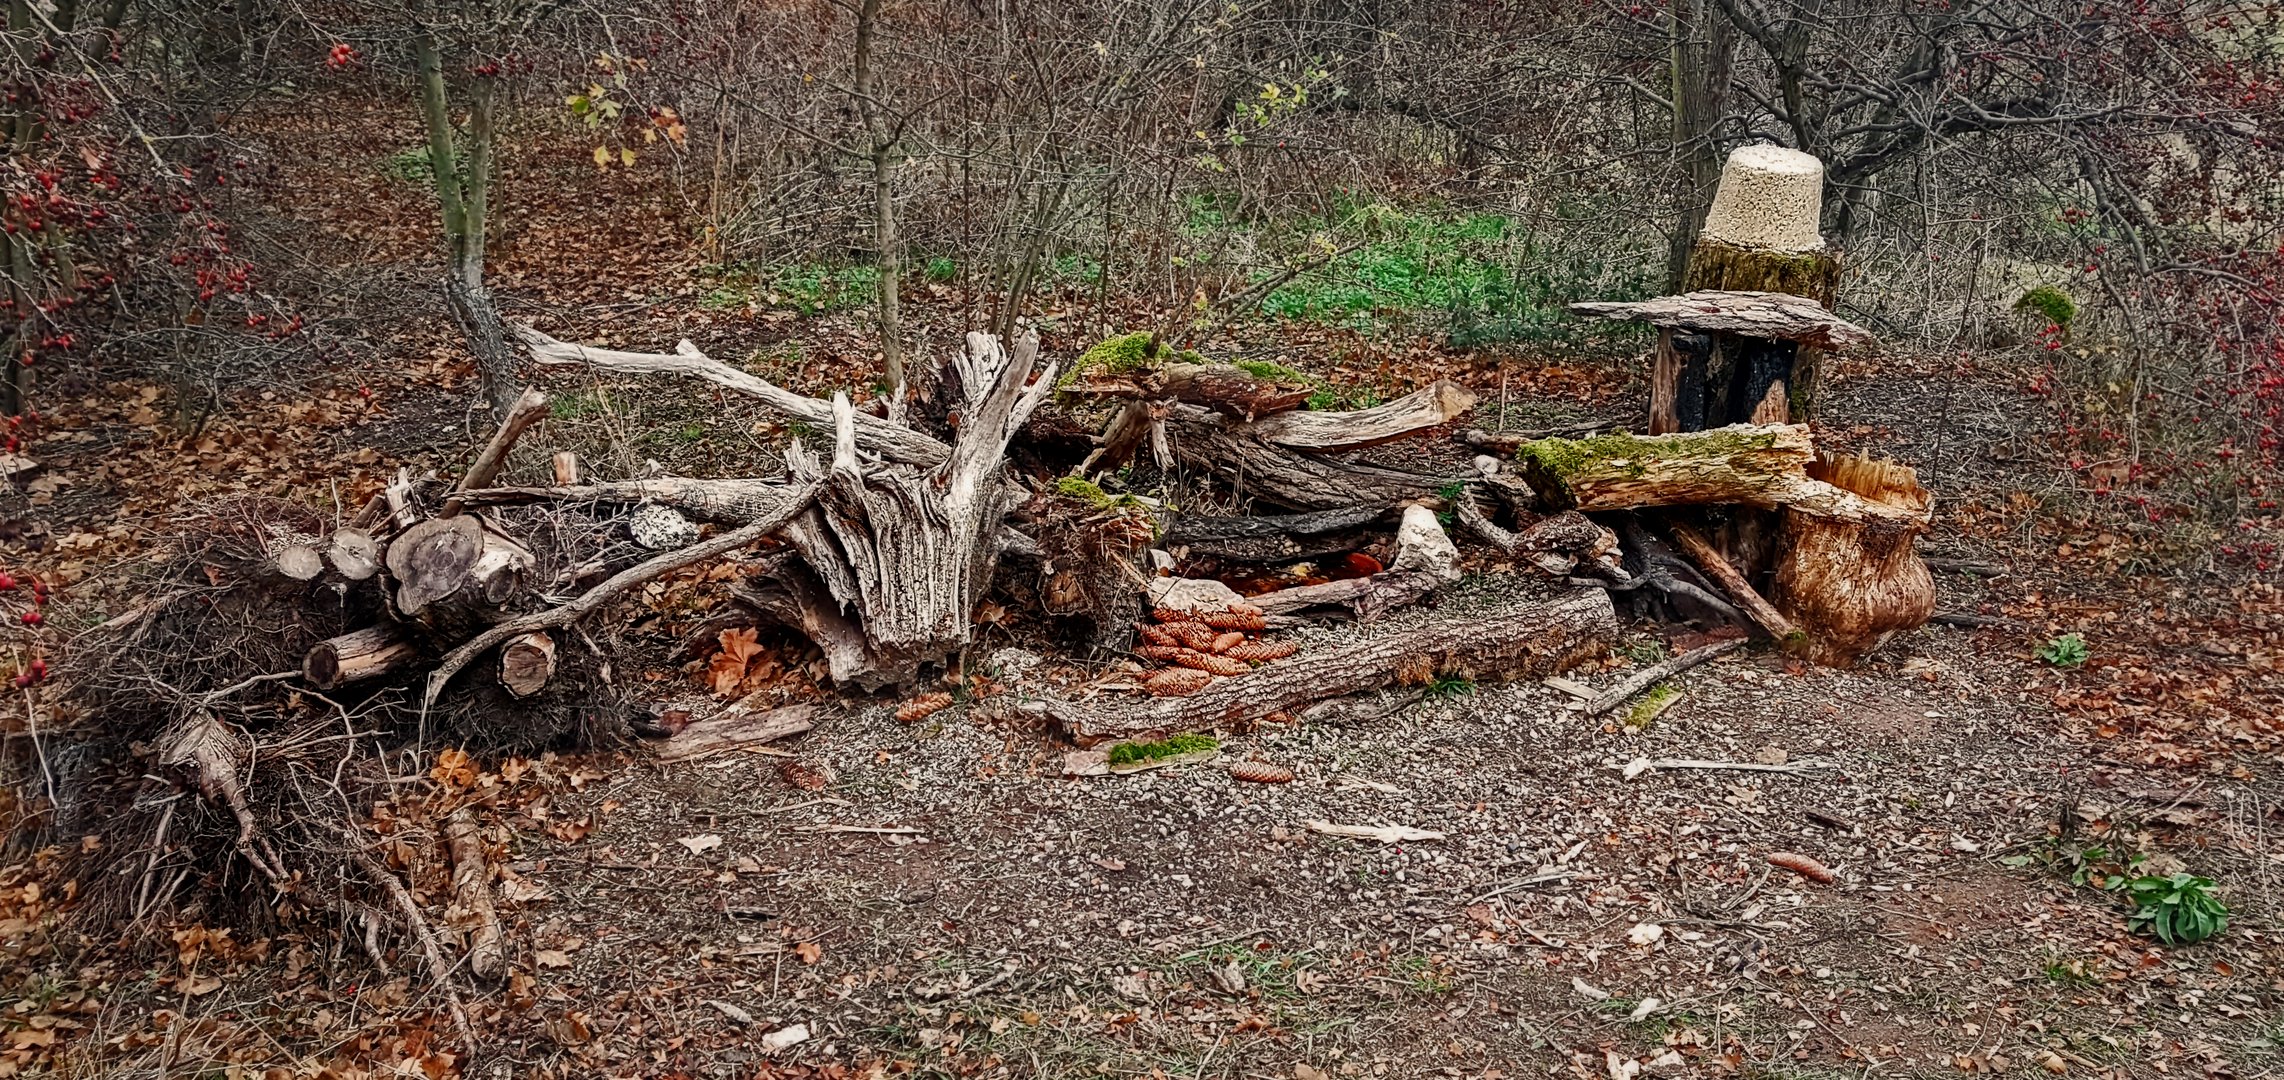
[895,692,955,723]
[1223,640,1298,664]
[1144,668,1215,697]
[1174,651,1250,677]
[1200,606,1267,631]
[1228,761,1294,784]
[1208,631,1247,654]
[1134,644,1187,662]
[1766,851,1836,884]
[778,760,830,791]
[1172,622,1221,652]
[1138,623,1179,647]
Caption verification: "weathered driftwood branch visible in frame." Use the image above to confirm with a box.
[1246,380,1477,451]
[513,322,951,467]
[1568,290,1868,350]
[453,476,801,525]
[1011,587,1617,742]
[658,702,817,762]
[1665,521,1796,641]
[445,808,504,982]
[443,386,550,516]
[422,481,822,710]
[1581,637,1746,717]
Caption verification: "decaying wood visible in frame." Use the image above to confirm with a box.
[1246,380,1477,451]
[1167,407,1457,511]
[1160,362,1313,420]
[497,632,558,698]
[1581,637,1747,717]
[1610,516,1747,627]
[348,845,474,1044]
[445,808,504,982]
[658,702,818,762]
[327,527,381,581]
[513,322,952,467]
[1516,424,1926,526]
[1568,290,1869,349]
[1078,399,1170,475]
[1772,453,1935,665]
[444,386,550,516]
[1666,521,1797,641]
[1460,421,1618,455]
[551,451,582,485]
[1166,503,1390,545]
[159,712,286,883]
[1010,587,1617,742]
[304,625,419,690]
[423,481,822,709]
[1248,571,1443,624]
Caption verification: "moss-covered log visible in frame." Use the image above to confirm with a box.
[1515,424,1816,513]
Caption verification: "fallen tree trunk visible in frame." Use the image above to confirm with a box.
[1514,424,1925,526]
[1009,587,1617,742]
[1160,363,1313,420]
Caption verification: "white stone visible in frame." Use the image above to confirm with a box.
[1392,504,1461,582]
[1701,144,1826,252]
[1145,575,1245,612]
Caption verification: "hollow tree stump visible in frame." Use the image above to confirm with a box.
[1773,453,1934,665]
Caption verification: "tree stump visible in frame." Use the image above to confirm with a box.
[1773,453,1934,665]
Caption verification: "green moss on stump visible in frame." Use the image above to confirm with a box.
[1107,733,1219,766]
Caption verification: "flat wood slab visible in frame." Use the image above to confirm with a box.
[1569,290,1871,349]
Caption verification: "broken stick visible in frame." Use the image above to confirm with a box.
[1582,637,1747,717]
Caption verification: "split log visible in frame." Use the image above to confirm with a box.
[551,451,582,485]
[326,528,382,581]
[658,701,817,762]
[1246,380,1477,451]
[1010,587,1617,742]
[513,323,951,467]
[445,808,504,982]
[1665,521,1797,642]
[775,332,1058,683]
[1166,407,1458,511]
[383,515,533,638]
[1772,454,1934,665]
[497,632,558,698]
[304,625,420,690]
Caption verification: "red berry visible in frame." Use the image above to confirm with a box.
[19,610,41,626]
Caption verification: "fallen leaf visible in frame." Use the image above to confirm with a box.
[677,834,724,856]
[1572,976,1610,1001]
[534,949,572,969]
[793,940,821,964]
[1626,923,1665,946]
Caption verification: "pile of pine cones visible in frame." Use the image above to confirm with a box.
[1133,602,1297,696]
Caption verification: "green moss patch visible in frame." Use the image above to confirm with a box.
[1060,332,1164,389]
[1107,733,1219,767]
[1624,684,1677,729]
[1231,358,1312,384]
[2015,286,2077,331]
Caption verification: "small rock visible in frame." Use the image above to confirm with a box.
[759,1023,809,1053]
[1392,505,1461,581]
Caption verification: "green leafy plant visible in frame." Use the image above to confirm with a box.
[2014,285,2078,332]
[2113,873,2227,945]
[2038,632,2090,667]
[1424,674,1474,699]
[922,256,958,283]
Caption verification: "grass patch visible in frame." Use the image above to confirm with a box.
[377,145,434,183]
[1624,684,1677,729]
[1106,733,1218,767]
[698,261,879,315]
[549,389,613,421]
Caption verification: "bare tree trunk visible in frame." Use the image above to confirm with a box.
[416,36,519,416]
[1666,0,1737,289]
[851,0,904,395]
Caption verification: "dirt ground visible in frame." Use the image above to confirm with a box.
[1,93,2279,1080]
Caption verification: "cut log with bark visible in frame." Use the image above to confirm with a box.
[1772,453,1935,665]
[1665,521,1797,642]
[326,528,382,581]
[1245,380,1477,451]
[383,514,533,638]
[497,632,558,698]
[304,625,420,690]
[1513,424,1925,526]
[1159,363,1313,420]
[1008,587,1617,742]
